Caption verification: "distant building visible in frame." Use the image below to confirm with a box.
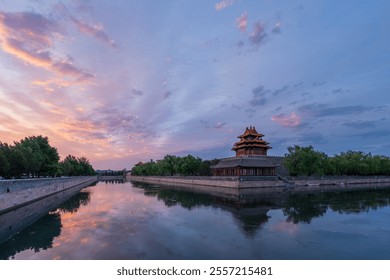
[211,126,278,176]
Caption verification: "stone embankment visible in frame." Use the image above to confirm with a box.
[0,176,97,214]
[129,175,285,189]
[129,175,390,190]
[289,176,390,187]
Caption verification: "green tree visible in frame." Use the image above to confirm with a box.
[77,157,95,175]
[0,142,10,177]
[284,145,328,176]
[161,155,179,176]
[177,155,202,175]
[8,144,28,178]
[61,155,80,176]
[18,136,59,177]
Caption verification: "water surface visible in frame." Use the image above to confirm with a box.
[1,181,390,259]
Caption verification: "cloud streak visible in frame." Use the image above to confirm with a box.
[0,11,95,85]
[271,112,301,127]
[72,18,116,48]
[298,104,385,118]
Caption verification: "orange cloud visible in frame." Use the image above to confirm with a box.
[271,112,301,127]
[1,39,52,67]
[0,11,94,87]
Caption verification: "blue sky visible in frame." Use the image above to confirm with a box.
[0,0,389,169]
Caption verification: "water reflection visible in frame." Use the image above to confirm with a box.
[2,182,390,259]
[134,182,271,236]
[0,189,91,260]
[57,191,91,214]
[100,179,126,184]
[0,212,62,259]
[283,189,390,224]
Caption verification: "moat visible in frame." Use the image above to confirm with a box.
[1,180,390,260]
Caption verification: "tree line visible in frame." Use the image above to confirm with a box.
[131,154,219,176]
[0,135,95,179]
[284,145,390,176]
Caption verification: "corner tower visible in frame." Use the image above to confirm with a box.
[211,126,276,177]
[232,126,272,156]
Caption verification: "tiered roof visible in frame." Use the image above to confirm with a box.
[231,126,271,156]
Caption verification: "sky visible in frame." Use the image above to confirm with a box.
[0,0,389,170]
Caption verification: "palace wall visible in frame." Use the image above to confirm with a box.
[0,176,97,214]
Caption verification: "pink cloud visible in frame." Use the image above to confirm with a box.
[249,21,267,46]
[52,60,95,82]
[72,18,116,48]
[215,0,236,11]
[0,11,60,47]
[236,13,248,32]
[271,112,301,127]
[0,11,57,67]
[0,11,94,86]
[1,38,52,67]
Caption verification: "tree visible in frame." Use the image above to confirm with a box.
[284,145,328,176]
[0,142,10,177]
[77,157,95,175]
[8,144,28,178]
[177,155,202,175]
[161,155,179,176]
[18,136,60,177]
[0,136,95,178]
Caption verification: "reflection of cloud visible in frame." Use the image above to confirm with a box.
[271,112,301,127]
[272,221,299,234]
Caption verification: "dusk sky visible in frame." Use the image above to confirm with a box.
[0,0,389,170]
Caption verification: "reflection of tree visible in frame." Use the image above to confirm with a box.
[0,188,92,259]
[57,190,91,214]
[282,189,390,224]
[227,206,270,237]
[133,182,214,209]
[133,182,270,236]
[282,193,327,224]
[0,212,62,260]
[328,189,390,214]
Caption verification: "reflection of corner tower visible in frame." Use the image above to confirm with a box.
[211,126,277,177]
[232,126,271,156]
